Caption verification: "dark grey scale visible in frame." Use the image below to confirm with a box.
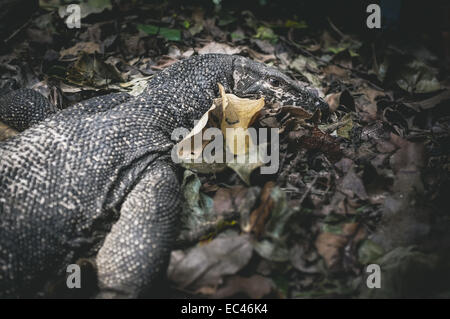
[0,54,328,298]
[0,88,57,132]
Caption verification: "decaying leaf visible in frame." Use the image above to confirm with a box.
[197,42,242,55]
[252,187,293,262]
[178,170,216,243]
[395,60,441,94]
[289,127,342,162]
[315,223,366,269]
[371,135,430,250]
[66,53,123,87]
[355,87,386,123]
[325,90,354,112]
[315,232,348,269]
[289,244,320,274]
[60,42,101,58]
[289,55,322,89]
[338,166,368,200]
[336,113,354,139]
[213,186,249,217]
[242,181,275,236]
[212,275,273,298]
[168,233,253,291]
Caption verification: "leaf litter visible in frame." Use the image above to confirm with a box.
[1,0,449,299]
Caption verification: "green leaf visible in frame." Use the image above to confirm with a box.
[218,16,236,26]
[137,24,181,42]
[254,26,278,43]
[231,32,245,41]
[285,19,308,29]
[137,24,158,35]
[159,27,181,41]
[358,240,384,265]
[327,46,347,54]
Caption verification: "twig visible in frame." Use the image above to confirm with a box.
[4,20,31,44]
[327,17,346,39]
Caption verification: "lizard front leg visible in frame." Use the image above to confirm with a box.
[95,159,181,298]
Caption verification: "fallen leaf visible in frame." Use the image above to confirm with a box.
[324,90,354,112]
[0,121,18,141]
[66,53,123,87]
[316,222,366,269]
[168,234,253,290]
[315,232,347,269]
[404,90,450,110]
[138,24,181,42]
[219,83,265,155]
[289,244,320,274]
[178,170,216,243]
[252,187,292,262]
[60,42,101,58]
[395,60,441,94]
[196,42,242,55]
[289,127,342,162]
[242,181,275,236]
[358,240,384,265]
[226,145,265,185]
[175,102,221,162]
[336,113,354,139]
[213,186,249,217]
[58,0,112,19]
[338,166,368,200]
[323,65,350,78]
[212,275,273,298]
[355,87,385,123]
[254,26,278,43]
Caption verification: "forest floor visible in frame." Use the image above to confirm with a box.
[1,0,450,298]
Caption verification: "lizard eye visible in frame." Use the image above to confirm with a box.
[268,77,281,87]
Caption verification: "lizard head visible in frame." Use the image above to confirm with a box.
[231,56,329,114]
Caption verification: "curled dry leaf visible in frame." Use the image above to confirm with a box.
[175,102,221,162]
[176,83,264,160]
[175,83,266,183]
[219,83,265,155]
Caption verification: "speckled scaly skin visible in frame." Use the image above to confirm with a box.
[0,54,328,298]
